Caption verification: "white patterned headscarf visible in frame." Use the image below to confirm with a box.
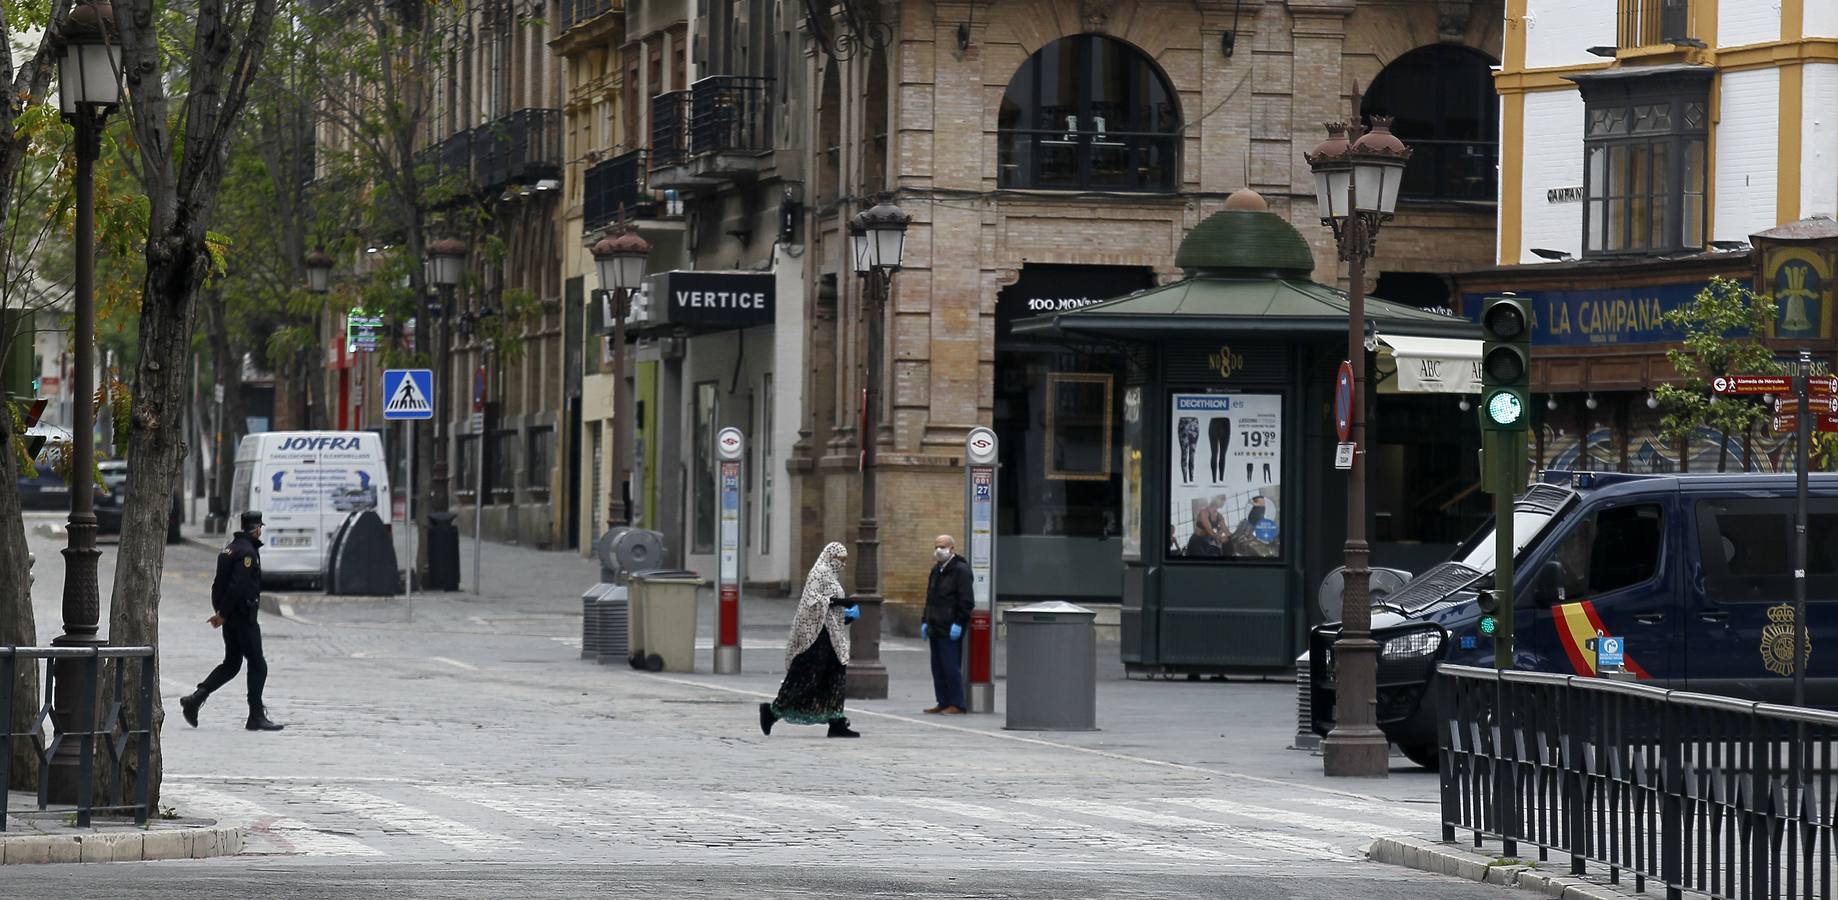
[785,542,851,666]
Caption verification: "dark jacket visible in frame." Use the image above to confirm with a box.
[923,554,974,631]
[212,532,263,622]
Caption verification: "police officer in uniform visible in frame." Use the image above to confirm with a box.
[179,511,284,731]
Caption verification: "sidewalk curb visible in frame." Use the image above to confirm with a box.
[1368,836,1647,900]
[1,825,243,865]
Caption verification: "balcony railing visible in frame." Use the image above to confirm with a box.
[416,128,478,186]
[1398,139,1497,204]
[556,0,615,32]
[650,91,692,170]
[689,76,774,158]
[997,129,1179,193]
[475,108,562,191]
[1617,0,1691,47]
[583,149,648,231]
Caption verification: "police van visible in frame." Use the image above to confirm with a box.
[1310,470,1838,768]
[231,431,390,586]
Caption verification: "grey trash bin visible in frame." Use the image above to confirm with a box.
[629,570,702,672]
[1004,600,1098,731]
[595,587,630,665]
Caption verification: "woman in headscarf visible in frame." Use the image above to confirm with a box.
[760,542,861,738]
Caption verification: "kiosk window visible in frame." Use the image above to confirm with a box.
[1697,500,1838,602]
[1550,503,1664,597]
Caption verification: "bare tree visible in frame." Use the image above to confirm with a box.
[107,0,280,803]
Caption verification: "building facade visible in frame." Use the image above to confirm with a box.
[787,0,1505,618]
[1467,0,1838,473]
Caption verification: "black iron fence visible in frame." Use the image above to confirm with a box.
[1437,664,1838,900]
[1,646,155,831]
[690,76,774,158]
[583,149,647,231]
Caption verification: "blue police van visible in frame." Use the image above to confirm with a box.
[1311,470,1838,769]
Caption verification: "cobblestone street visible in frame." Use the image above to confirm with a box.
[8,517,1487,896]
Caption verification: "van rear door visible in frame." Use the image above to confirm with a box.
[1686,495,1838,704]
[1519,495,1681,684]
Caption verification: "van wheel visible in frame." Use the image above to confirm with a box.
[1399,742,1439,770]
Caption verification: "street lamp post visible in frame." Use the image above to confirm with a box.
[48,0,121,804]
[592,226,651,529]
[845,197,909,700]
[1305,118,1411,778]
[422,239,467,591]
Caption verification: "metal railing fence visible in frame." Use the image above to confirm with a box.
[0,646,155,831]
[1437,664,1838,900]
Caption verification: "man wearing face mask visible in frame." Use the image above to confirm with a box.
[922,534,975,714]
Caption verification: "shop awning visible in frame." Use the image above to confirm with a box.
[1009,276,1482,342]
[1376,334,1482,395]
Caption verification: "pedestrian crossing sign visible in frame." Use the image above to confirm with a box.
[382,369,434,420]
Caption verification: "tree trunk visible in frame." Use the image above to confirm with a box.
[0,400,39,791]
[1717,429,1730,473]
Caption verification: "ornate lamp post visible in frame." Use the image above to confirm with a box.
[846,196,908,700]
[1305,117,1411,778]
[592,226,651,528]
[425,239,467,513]
[304,249,335,295]
[48,0,121,803]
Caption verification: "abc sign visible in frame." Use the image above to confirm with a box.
[965,427,998,465]
[717,427,745,460]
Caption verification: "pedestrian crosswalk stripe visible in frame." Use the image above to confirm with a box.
[271,784,520,854]
[1160,796,1410,835]
[1018,797,1351,860]
[165,784,383,857]
[881,795,1255,863]
[734,792,998,852]
[1291,795,1443,823]
[385,375,431,414]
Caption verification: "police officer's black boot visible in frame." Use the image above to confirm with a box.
[179,692,205,728]
[246,707,284,732]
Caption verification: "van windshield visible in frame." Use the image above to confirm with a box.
[1456,508,1562,571]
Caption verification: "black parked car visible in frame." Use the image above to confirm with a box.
[18,463,70,510]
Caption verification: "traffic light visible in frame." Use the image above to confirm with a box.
[1476,589,1503,638]
[1479,294,1531,432]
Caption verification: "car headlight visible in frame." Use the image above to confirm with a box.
[1380,630,1443,662]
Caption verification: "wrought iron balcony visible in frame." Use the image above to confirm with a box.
[689,75,773,158]
[417,128,478,185]
[1397,139,1498,204]
[996,129,1179,193]
[650,91,692,171]
[556,0,616,32]
[583,149,650,231]
[475,108,562,191]
[1617,0,1691,47]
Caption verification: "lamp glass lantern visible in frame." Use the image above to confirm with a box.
[56,5,122,114]
[1351,154,1407,215]
[1311,160,1352,220]
[304,252,334,294]
[849,216,871,276]
[860,201,911,272]
[428,248,467,287]
[597,247,647,294]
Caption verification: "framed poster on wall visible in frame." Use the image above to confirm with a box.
[1168,392,1282,560]
[1121,386,1143,561]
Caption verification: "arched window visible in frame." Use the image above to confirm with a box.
[998,35,1180,193]
[1361,45,1499,203]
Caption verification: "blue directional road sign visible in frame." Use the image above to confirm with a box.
[382,369,434,420]
[1596,636,1624,669]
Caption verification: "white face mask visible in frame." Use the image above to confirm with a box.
[934,547,951,561]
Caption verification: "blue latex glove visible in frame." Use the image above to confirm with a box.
[921,623,930,640]
[950,623,964,641]
[843,604,861,624]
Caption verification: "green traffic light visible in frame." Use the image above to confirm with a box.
[1478,616,1497,636]
[1485,390,1525,427]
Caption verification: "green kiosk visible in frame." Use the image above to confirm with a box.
[1014,191,1481,676]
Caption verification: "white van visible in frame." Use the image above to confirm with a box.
[232,431,391,586]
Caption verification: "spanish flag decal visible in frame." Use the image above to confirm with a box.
[1553,600,1650,679]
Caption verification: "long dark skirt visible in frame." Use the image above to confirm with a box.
[770,628,847,725]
